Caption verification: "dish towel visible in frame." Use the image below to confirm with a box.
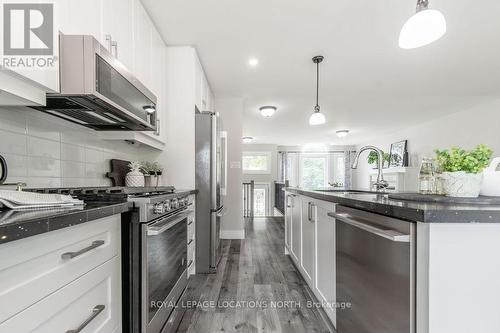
[0,190,84,210]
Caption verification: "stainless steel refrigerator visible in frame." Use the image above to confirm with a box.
[195,111,224,273]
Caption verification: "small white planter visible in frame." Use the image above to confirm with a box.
[126,171,145,187]
[442,171,483,198]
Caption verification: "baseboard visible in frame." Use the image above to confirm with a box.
[220,229,245,239]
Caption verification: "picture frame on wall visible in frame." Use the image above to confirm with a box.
[389,140,408,167]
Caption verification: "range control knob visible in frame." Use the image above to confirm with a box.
[163,200,171,211]
[153,203,164,214]
[171,198,179,209]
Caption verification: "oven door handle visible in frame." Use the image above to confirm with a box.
[147,210,194,236]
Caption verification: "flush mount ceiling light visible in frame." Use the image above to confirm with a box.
[248,58,259,67]
[309,56,326,126]
[242,136,254,143]
[399,0,446,49]
[259,106,277,117]
[336,130,350,138]
[143,105,156,114]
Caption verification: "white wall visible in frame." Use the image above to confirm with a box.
[242,144,278,213]
[352,100,500,189]
[0,107,145,188]
[217,98,244,238]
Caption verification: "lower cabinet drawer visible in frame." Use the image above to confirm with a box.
[0,256,121,333]
[0,215,120,323]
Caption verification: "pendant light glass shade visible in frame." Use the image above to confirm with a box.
[309,109,326,125]
[399,2,446,49]
[309,56,326,126]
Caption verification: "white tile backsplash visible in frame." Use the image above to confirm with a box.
[61,161,85,178]
[61,143,85,162]
[0,106,145,188]
[0,131,27,155]
[27,136,60,159]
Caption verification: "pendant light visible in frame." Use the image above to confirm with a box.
[399,0,446,49]
[309,56,326,126]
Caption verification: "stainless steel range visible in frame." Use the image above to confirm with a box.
[24,186,195,333]
[123,187,195,333]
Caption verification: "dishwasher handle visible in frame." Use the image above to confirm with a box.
[330,212,410,243]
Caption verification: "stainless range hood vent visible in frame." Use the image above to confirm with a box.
[31,34,157,132]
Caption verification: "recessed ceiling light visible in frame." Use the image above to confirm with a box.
[259,106,277,117]
[248,58,259,67]
[242,136,254,143]
[336,130,350,138]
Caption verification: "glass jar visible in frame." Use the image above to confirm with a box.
[419,157,435,195]
[433,160,446,195]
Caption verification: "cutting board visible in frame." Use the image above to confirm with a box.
[106,159,131,186]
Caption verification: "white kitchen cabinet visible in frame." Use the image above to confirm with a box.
[0,215,121,331]
[194,52,214,112]
[57,0,103,40]
[284,193,293,250]
[0,256,121,333]
[301,198,316,286]
[101,0,135,70]
[290,194,302,263]
[313,199,336,326]
[133,0,153,89]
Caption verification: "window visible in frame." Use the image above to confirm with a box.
[242,152,272,174]
[332,153,345,187]
[300,154,328,188]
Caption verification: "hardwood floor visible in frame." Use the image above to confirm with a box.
[176,217,333,333]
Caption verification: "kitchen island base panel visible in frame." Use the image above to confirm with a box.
[417,222,500,333]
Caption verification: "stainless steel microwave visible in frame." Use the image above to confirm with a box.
[32,34,157,131]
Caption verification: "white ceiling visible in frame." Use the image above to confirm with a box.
[142,0,500,145]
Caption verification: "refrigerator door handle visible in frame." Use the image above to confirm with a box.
[216,206,226,217]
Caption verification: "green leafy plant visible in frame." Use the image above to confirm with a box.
[367,151,390,165]
[435,144,493,174]
[128,161,142,173]
[141,161,164,175]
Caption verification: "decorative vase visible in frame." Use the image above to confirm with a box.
[126,170,145,187]
[442,171,483,198]
[144,175,152,187]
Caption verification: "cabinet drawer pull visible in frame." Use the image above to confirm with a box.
[61,240,105,260]
[188,239,194,245]
[66,304,105,333]
[188,221,193,226]
[187,260,194,268]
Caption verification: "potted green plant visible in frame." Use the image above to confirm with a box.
[435,144,493,198]
[367,151,390,169]
[141,161,164,187]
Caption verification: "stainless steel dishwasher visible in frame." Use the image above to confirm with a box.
[331,205,415,333]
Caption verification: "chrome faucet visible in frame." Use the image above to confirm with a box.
[352,146,390,191]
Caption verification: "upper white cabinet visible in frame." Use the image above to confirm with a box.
[194,54,215,112]
[101,0,135,70]
[133,0,153,89]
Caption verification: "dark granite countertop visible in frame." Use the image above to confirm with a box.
[285,187,500,223]
[0,201,132,245]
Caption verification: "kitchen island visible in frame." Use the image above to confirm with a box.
[284,187,500,333]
